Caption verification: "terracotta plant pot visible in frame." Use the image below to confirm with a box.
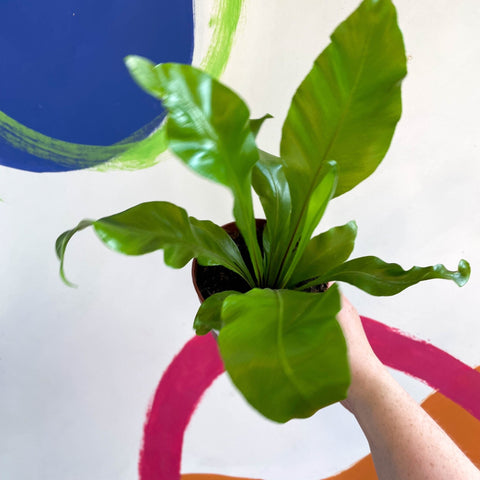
[191,219,266,303]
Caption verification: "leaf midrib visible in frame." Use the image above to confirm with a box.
[325,264,454,287]
[95,221,234,261]
[279,28,373,286]
[275,291,316,411]
[168,81,253,193]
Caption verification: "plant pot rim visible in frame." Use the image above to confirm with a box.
[191,219,266,303]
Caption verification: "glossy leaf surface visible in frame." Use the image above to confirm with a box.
[125,58,263,282]
[193,290,237,335]
[218,285,349,422]
[57,202,252,286]
[249,115,287,279]
[124,55,165,99]
[280,0,407,226]
[252,149,291,281]
[318,257,471,296]
[289,221,358,287]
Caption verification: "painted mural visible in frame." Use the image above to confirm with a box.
[140,323,480,479]
[0,0,244,172]
[1,1,479,479]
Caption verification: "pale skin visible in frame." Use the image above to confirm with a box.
[336,293,480,480]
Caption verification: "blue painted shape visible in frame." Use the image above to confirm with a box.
[0,0,194,172]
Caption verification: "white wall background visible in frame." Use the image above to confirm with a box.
[1,0,479,479]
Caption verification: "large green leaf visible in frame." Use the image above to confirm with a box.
[218,285,349,423]
[289,221,358,288]
[125,57,263,283]
[315,256,471,296]
[280,0,407,228]
[57,202,253,286]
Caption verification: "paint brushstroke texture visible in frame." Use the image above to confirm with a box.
[139,318,480,480]
[139,334,224,480]
[0,0,245,172]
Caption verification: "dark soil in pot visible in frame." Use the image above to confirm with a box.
[192,219,327,302]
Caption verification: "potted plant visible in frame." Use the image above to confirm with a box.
[56,0,470,423]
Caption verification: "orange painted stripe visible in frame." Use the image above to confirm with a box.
[322,456,377,480]
[324,365,480,480]
[182,475,261,480]
[422,379,480,468]
[182,367,480,480]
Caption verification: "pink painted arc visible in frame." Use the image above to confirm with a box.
[361,316,480,419]
[138,333,224,480]
[139,318,480,480]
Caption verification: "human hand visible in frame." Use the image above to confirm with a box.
[334,288,480,479]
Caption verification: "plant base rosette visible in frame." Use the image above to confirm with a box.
[56,0,470,423]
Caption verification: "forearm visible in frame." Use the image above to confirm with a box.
[345,361,480,480]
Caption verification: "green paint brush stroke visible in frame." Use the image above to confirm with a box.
[98,0,245,171]
[0,0,245,172]
[200,0,245,78]
[94,127,168,171]
[0,110,163,170]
